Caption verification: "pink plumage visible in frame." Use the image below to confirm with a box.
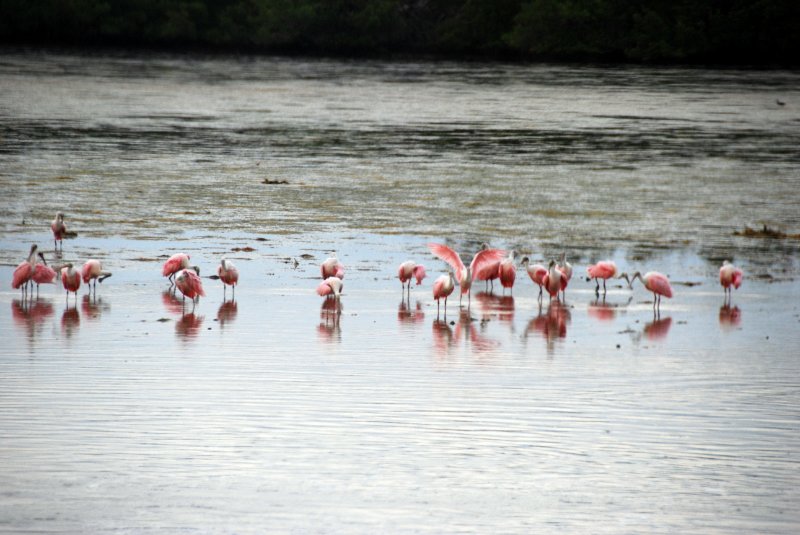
[175,268,205,300]
[498,257,516,289]
[32,263,57,285]
[642,272,673,299]
[317,276,343,297]
[82,259,102,283]
[427,243,466,283]
[587,261,617,280]
[719,261,743,291]
[218,259,239,287]
[162,253,190,278]
[61,265,81,294]
[471,248,507,282]
[12,261,33,289]
[321,257,345,280]
[543,263,562,298]
[413,265,426,285]
[432,273,454,301]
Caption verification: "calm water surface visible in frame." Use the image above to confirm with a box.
[1,50,800,533]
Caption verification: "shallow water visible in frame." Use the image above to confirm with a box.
[2,50,800,533]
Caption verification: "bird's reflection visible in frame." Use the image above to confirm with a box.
[719,304,742,331]
[454,309,501,353]
[162,289,185,315]
[216,299,238,329]
[643,314,672,340]
[81,294,110,321]
[176,312,204,339]
[318,298,342,343]
[11,299,54,345]
[524,301,571,354]
[398,298,425,326]
[61,306,80,338]
[432,318,454,356]
[474,291,515,323]
[587,295,632,322]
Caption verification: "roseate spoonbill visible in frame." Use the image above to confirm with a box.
[542,260,562,301]
[321,256,344,279]
[497,250,516,294]
[175,266,205,310]
[11,244,38,295]
[81,259,112,293]
[317,276,343,299]
[719,260,743,300]
[587,260,618,295]
[33,252,57,296]
[520,257,547,299]
[432,271,455,318]
[472,243,503,291]
[51,212,77,251]
[397,261,426,293]
[162,253,190,285]
[427,243,506,305]
[558,252,573,299]
[61,263,81,302]
[627,271,673,311]
[216,258,239,299]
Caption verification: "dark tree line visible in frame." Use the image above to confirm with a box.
[1,0,797,64]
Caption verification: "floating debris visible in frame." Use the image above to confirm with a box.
[262,178,289,185]
[734,225,800,239]
[231,246,256,252]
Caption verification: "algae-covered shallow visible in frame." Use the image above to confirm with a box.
[2,50,800,533]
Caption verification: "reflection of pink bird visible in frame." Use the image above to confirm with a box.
[428,243,505,304]
[644,316,672,340]
[719,261,743,298]
[217,258,239,299]
[61,263,81,302]
[12,244,38,293]
[321,256,345,279]
[175,267,205,309]
[587,298,616,322]
[217,300,238,327]
[317,276,343,299]
[398,261,427,293]
[629,271,672,311]
[176,313,203,339]
[82,259,112,292]
[432,272,455,317]
[587,260,617,295]
[542,260,562,300]
[521,257,547,299]
[497,251,516,294]
[719,304,742,330]
[162,253,190,284]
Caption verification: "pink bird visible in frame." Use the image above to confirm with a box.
[11,244,38,295]
[497,250,516,294]
[520,257,548,299]
[432,271,455,317]
[427,243,506,305]
[627,271,673,311]
[542,260,562,301]
[719,260,743,299]
[61,263,81,302]
[175,266,205,310]
[472,243,503,291]
[32,252,57,296]
[51,212,77,251]
[216,258,239,299]
[317,276,343,299]
[397,261,427,293]
[82,259,112,293]
[587,260,618,295]
[162,253,191,285]
[321,255,345,279]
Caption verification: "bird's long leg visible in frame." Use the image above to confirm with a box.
[436,299,440,318]
[444,296,448,319]
[603,279,607,295]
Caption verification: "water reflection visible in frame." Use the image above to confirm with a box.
[587,295,632,322]
[719,304,742,331]
[454,309,501,353]
[216,299,238,329]
[643,315,672,340]
[397,298,425,326]
[474,292,515,324]
[61,306,80,338]
[318,298,342,343]
[162,289,185,315]
[81,294,110,321]
[524,301,571,354]
[11,299,54,347]
[176,313,204,339]
[432,319,454,356]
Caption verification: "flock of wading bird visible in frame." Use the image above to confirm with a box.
[11,213,745,318]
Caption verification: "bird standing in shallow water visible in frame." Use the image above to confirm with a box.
[719,260,743,303]
[497,250,516,295]
[33,252,57,297]
[317,276,343,299]
[521,257,547,300]
[216,258,239,299]
[82,259,112,294]
[175,266,205,311]
[51,213,77,251]
[428,243,506,305]
[432,271,455,318]
[626,271,673,312]
[12,244,38,296]
[162,253,191,286]
[557,252,573,300]
[61,263,81,303]
[397,261,426,295]
[587,260,618,295]
[542,260,562,301]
